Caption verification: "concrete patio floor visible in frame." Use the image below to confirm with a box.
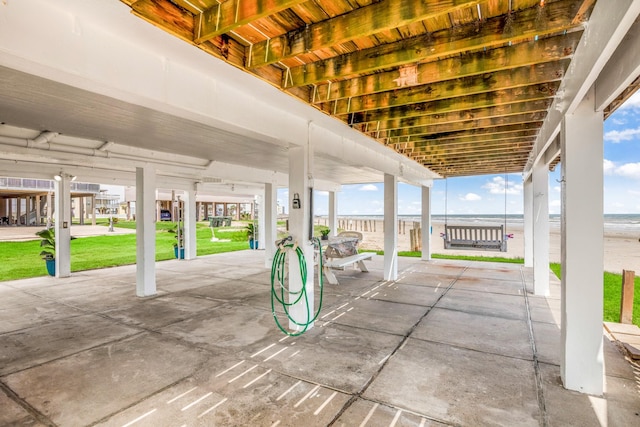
[1,251,639,426]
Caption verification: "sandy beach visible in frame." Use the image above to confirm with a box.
[319,218,640,275]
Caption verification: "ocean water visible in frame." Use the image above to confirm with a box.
[329,214,640,233]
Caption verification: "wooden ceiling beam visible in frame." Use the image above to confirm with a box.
[384,123,542,144]
[389,130,539,147]
[285,0,588,87]
[414,152,533,167]
[380,112,546,139]
[400,140,535,156]
[313,32,581,103]
[248,0,482,69]
[353,99,551,132]
[421,155,530,169]
[376,112,546,140]
[381,129,539,147]
[194,0,306,44]
[322,62,566,116]
[341,83,559,128]
[336,82,560,126]
[431,164,525,177]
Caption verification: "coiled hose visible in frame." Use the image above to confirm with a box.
[270,238,324,336]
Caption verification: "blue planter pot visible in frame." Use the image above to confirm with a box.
[45,259,55,276]
[249,239,259,250]
[174,247,185,259]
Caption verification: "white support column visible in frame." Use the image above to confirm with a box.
[79,196,85,225]
[264,182,277,267]
[35,195,41,225]
[136,166,157,297]
[184,188,197,260]
[328,191,338,237]
[384,173,398,281]
[171,190,176,221]
[54,174,71,278]
[8,197,13,225]
[90,195,96,226]
[532,163,550,296]
[256,194,265,250]
[16,196,22,225]
[421,185,431,261]
[560,86,604,395]
[523,176,534,268]
[288,145,314,332]
[46,192,52,226]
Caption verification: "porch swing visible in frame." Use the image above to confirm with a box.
[441,175,511,252]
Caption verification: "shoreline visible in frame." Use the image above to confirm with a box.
[313,217,640,274]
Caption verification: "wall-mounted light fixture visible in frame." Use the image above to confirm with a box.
[54,173,77,182]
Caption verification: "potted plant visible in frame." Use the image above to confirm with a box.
[320,228,330,240]
[35,228,76,276]
[246,222,258,249]
[168,226,184,259]
[36,227,56,276]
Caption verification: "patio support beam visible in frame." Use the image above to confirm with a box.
[560,86,603,395]
[384,173,398,281]
[287,144,314,332]
[328,191,337,238]
[421,185,431,261]
[523,176,533,268]
[264,183,277,267]
[184,187,197,260]
[532,162,550,296]
[54,173,72,278]
[136,165,157,297]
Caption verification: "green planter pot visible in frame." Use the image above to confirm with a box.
[45,259,55,276]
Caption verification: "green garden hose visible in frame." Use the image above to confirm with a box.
[270,238,324,336]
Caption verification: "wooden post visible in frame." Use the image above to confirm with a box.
[621,270,636,324]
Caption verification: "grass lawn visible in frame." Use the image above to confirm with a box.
[550,263,640,327]
[0,221,250,281]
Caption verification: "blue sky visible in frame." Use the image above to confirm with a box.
[281,91,640,216]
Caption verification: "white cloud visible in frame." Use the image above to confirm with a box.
[604,127,640,143]
[359,184,378,191]
[604,161,640,180]
[603,159,616,175]
[482,176,523,195]
[617,162,640,179]
[460,193,481,201]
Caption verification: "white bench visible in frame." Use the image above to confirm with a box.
[442,224,507,252]
[323,252,372,285]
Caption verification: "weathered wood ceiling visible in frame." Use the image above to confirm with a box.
[122,0,597,177]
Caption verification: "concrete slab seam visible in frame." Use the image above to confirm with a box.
[520,266,549,427]
[325,265,468,426]
[0,379,56,427]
